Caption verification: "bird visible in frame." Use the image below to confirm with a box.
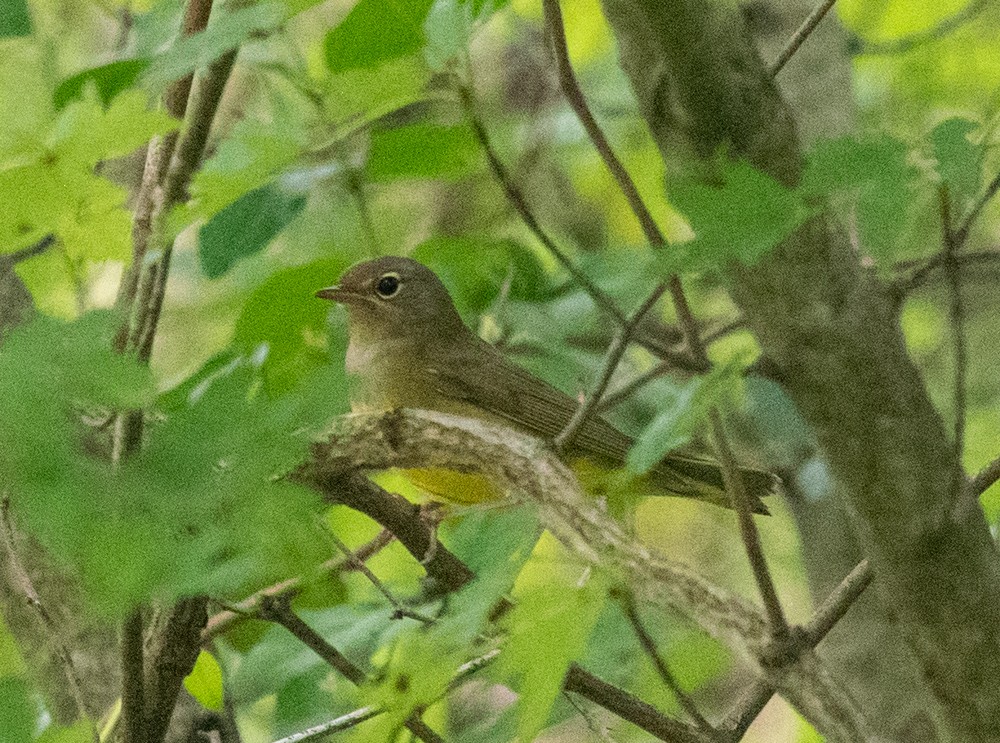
[316,256,775,513]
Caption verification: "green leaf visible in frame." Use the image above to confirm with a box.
[187,115,307,222]
[322,56,432,132]
[53,59,151,109]
[367,123,481,181]
[412,236,551,316]
[184,651,225,712]
[501,566,608,742]
[801,134,920,258]
[142,3,285,91]
[0,0,32,38]
[670,160,810,269]
[0,677,35,743]
[233,256,356,395]
[324,0,436,73]
[35,720,96,743]
[628,356,748,475]
[931,118,983,214]
[424,0,511,70]
[199,181,307,279]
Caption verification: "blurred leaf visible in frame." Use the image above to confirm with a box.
[0,0,32,38]
[199,182,307,279]
[670,161,810,269]
[931,118,983,214]
[323,56,432,130]
[34,720,95,743]
[412,237,551,316]
[501,567,607,742]
[0,677,34,743]
[0,616,26,678]
[142,3,285,91]
[233,257,355,395]
[184,651,225,712]
[802,134,920,258]
[628,355,748,475]
[367,123,480,181]
[425,0,511,70]
[324,0,435,73]
[187,115,307,223]
[53,59,150,109]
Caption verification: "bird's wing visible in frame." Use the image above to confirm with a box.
[425,338,637,462]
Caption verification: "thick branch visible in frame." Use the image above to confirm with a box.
[298,410,870,740]
[599,0,1000,737]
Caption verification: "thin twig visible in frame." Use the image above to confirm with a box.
[564,664,713,743]
[768,0,839,77]
[955,170,1000,247]
[203,530,395,640]
[891,248,1000,298]
[555,284,667,451]
[941,188,967,496]
[971,456,1000,496]
[1,234,55,268]
[258,595,444,743]
[709,411,789,639]
[0,499,91,723]
[720,560,872,741]
[617,591,717,735]
[545,0,792,645]
[459,86,627,325]
[329,533,436,624]
[271,649,503,743]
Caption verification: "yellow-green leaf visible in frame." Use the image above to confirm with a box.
[184,650,225,712]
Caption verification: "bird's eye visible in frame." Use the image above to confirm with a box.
[375,273,401,298]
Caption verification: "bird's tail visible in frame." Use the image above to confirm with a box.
[651,455,778,515]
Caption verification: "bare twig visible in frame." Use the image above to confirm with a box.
[0,499,91,723]
[271,649,502,743]
[720,560,872,741]
[121,609,147,743]
[892,249,1000,298]
[543,0,791,647]
[941,188,967,493]
[616,591,717,736]
[258,595,444,743]
[1,235,55,268]
[768,0,839,77]
[555,284,667,451]
[709,411,789,639]
[459,86,627,325]
[203,529,395,640]
[971,457,1000,497]
[565,664,713,743]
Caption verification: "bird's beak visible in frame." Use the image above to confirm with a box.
[315,285,345,301]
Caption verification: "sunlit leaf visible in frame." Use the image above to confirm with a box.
[184,651,225,712]
[501,563,607,742]
[367,123,481,181]
[670,160,810,269]
[324,0,436,73]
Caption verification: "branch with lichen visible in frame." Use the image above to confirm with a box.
[297,408,871,741]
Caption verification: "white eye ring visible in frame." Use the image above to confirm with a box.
[375,272,402,298]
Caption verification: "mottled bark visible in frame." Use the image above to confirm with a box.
[600,0,1000,738]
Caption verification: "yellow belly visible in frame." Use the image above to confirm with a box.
[401,467,505,505]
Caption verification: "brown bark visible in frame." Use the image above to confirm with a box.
[599,0,1000,738]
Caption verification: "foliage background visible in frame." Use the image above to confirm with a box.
[1,0,999,741]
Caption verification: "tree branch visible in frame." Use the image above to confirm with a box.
[297,409,872,740]
[768,0,839,77]
[258,595,444,743]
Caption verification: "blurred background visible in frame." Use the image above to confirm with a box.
[2,0,1000,741]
